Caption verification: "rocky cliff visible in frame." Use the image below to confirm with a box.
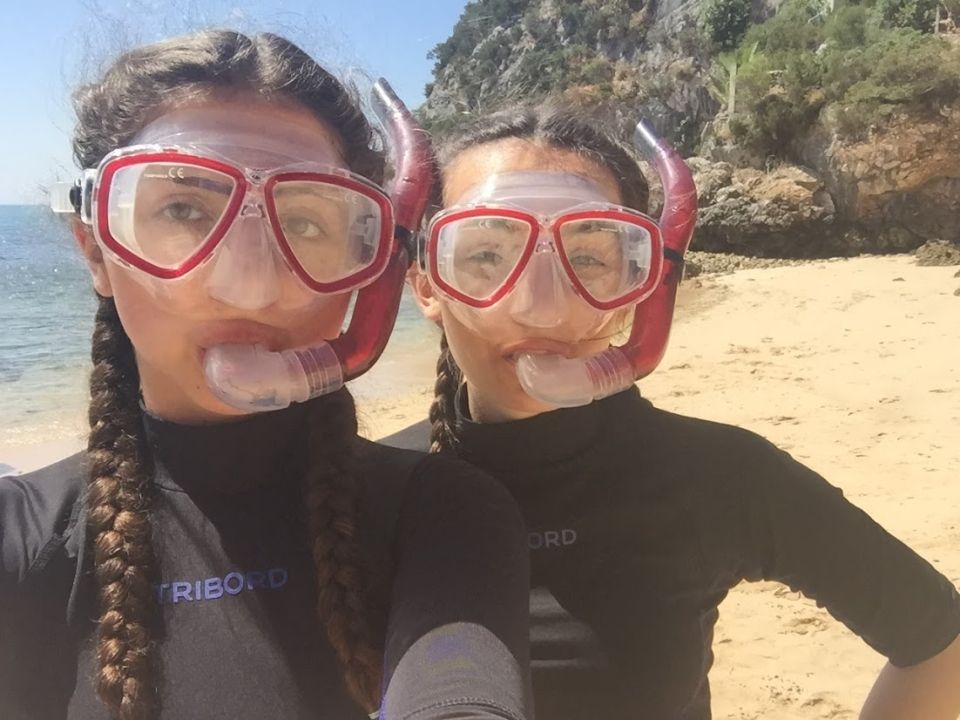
[421,0,722,152]
[691,107,960,256]
[422,0,960,258]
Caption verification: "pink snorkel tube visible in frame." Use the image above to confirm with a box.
[336,79,433,379]
[204,79,432,411]
[515,119,698,407]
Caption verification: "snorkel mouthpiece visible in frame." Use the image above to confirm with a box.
[517,119,698,407]
[205,344,344,412]
[204,78,433,412]
[516,349,634,408]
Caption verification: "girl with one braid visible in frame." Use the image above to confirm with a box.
[0,31,532,720]
[385,104,960,719]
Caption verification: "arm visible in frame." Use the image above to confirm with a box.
[860,634,960,720]
[1,458,86,716]
[717,433,960,710]
[379,455,532,720]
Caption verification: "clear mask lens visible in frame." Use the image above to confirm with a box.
[96,150,392,307]
[435,215,531,303]
[556,217,654,304]
[431,209,656,308]
[269,178,385,284]
[107,160,237,270]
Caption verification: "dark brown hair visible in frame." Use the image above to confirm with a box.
[428,105,649,454]
[75,30,384,718]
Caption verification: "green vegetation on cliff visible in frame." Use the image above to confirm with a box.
[727,0,960,153]
[422,0,960,161]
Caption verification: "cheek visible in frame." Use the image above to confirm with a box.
[581,307,633,349]
[283,293,352,346]
[439,306,516,388]
[107,266,194,359]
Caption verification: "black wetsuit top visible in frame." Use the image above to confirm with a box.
[0,397,531,720]
[383,386,960,720]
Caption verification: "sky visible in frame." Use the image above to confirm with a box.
[0,0,469,204]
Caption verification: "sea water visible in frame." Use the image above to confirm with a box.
[0,204,438,455]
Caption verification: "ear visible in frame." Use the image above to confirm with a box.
[71,219,113,297]
[406,265,443,325]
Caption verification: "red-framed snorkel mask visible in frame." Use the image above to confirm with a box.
[517,120,697,406]
[423,119,696,408]
[51,78,432,412]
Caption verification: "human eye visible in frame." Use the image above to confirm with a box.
[570,252,607,270]
[159,199,209,223]
[566,234,613,267]
[282,215,327,240]
[466,248,504,267]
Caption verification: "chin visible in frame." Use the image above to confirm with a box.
[499,384,556,419]
[519,395,558,417]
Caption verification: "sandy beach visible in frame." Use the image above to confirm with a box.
[366,254,960,719]
[2,254,957,718]
[640,255,959,719]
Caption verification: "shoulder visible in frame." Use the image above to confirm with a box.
[640,399,780,457]
[353,437,516,514]
[632,398,802,484]
[376,419,432,453]
[632,400,845,529]
[352,436,429,496]
[1,452,87,587]
[407,450,519,514]
[351,439,525,616]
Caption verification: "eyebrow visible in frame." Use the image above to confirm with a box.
[141,172,234,196]
[273,185,347,203]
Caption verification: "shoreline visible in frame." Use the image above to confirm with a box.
[0,261,717,471]
[3,253,954,473]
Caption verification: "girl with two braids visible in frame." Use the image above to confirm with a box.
[386,105,960,719]
[0,31,532,720]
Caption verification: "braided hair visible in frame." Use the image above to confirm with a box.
[302,388,384,707]
[428,333,462,454]
[86,297,159,720]
[74,30,385,717]
[427,105,650,453]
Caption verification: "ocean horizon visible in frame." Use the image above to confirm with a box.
[0,204,439,454]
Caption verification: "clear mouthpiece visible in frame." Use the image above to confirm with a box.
[204,343,344,412]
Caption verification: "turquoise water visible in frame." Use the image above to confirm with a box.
[0,205,437,448]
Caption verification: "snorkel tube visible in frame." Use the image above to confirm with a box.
[515,119,698,407]
[204,78,432,412]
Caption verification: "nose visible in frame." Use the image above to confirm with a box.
[206,208,282,310]
[507,237,571,328]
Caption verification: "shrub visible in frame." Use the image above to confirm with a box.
[875,0,939,31]
[703,0,754,49]
[824,6,872,48]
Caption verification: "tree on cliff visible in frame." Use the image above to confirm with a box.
[703,0,753,50]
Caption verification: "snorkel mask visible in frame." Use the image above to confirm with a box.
[52,79,432,412]
[423,119,697,407]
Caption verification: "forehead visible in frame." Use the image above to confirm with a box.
[134,96,347,167]
[443,138,622,206]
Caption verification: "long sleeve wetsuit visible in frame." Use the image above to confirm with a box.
[0,396,532,719]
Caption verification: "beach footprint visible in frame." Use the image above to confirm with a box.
[801,692,854,719]
[784,614,828,635]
